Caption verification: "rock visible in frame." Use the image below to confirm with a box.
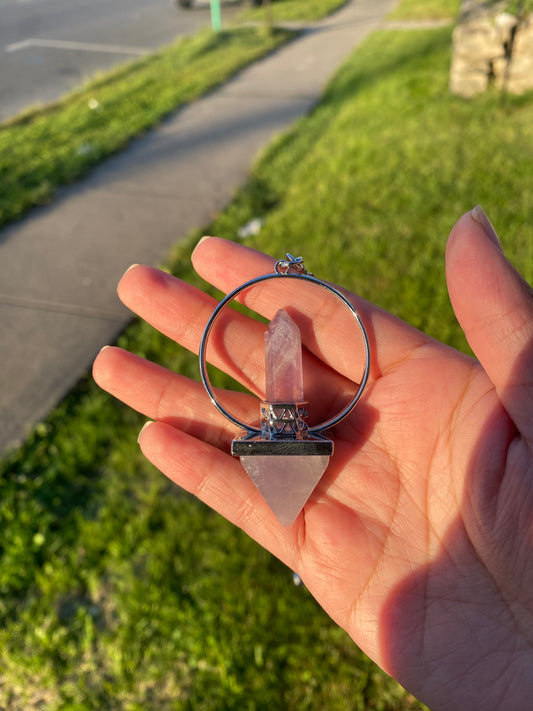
[450,1,533,96]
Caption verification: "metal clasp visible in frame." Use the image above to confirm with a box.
[275,254,308,275]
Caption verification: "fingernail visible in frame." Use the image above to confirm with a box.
[138,420,154,443]
[122,263,140,277]
[471,206,502,250]
[99,345,111,354]
[192,236,211,259]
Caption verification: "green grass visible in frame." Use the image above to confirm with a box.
[387,0,460,20]
[2,14,533,711]
[0,27,291,230]
[238,0,348,23]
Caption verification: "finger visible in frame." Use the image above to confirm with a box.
[446,207,533,436]
[117,265,357,423]
[192,237,432,381]
[94,347,376,515]
[118,265,266,396]
[93,346,256,449]
[92,347,371,511]
[138,420,300,567]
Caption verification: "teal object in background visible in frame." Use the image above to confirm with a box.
[210,0,222,32]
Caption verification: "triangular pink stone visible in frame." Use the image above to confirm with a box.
[241,455,329,527]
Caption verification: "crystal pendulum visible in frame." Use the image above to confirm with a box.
[200,254,370,528]
[232,309,332,526]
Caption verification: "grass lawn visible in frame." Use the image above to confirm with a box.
[238,0,348,22]
[2,4,533,711]
[387,0,460,20]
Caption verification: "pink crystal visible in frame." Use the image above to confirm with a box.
[238,308,329,527]
[241,455,329,527]
[264,309,304,402]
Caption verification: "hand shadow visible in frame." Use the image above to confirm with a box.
[380,337,533,710]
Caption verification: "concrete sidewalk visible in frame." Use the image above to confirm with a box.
[0,0,396,454]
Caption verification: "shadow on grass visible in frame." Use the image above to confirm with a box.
[0,372,140,606]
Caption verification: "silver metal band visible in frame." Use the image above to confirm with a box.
[199,262,371,438]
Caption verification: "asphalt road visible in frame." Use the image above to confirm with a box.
[0,0,239,121]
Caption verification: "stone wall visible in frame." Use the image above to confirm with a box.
[450,1,533,96]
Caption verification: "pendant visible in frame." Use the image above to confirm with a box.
[199,254,370,527]
[232,308,333,526]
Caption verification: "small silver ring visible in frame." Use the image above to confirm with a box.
[199,271,370,436]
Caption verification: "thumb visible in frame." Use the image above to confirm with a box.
[446,206,533,438]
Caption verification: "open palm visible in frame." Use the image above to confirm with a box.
[93,209,533,710]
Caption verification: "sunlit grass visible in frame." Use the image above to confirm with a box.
[238,0,347,23]
[387,0,460,20]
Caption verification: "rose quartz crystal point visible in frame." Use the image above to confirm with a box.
[264,309,304,403]
[243,454,330,527]
[240,308,329,527]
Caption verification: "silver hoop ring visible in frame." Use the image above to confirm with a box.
[199,271,371,436]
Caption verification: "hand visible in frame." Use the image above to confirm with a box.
[93,208,533,711]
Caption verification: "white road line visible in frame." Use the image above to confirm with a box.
[5,38,150,55]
